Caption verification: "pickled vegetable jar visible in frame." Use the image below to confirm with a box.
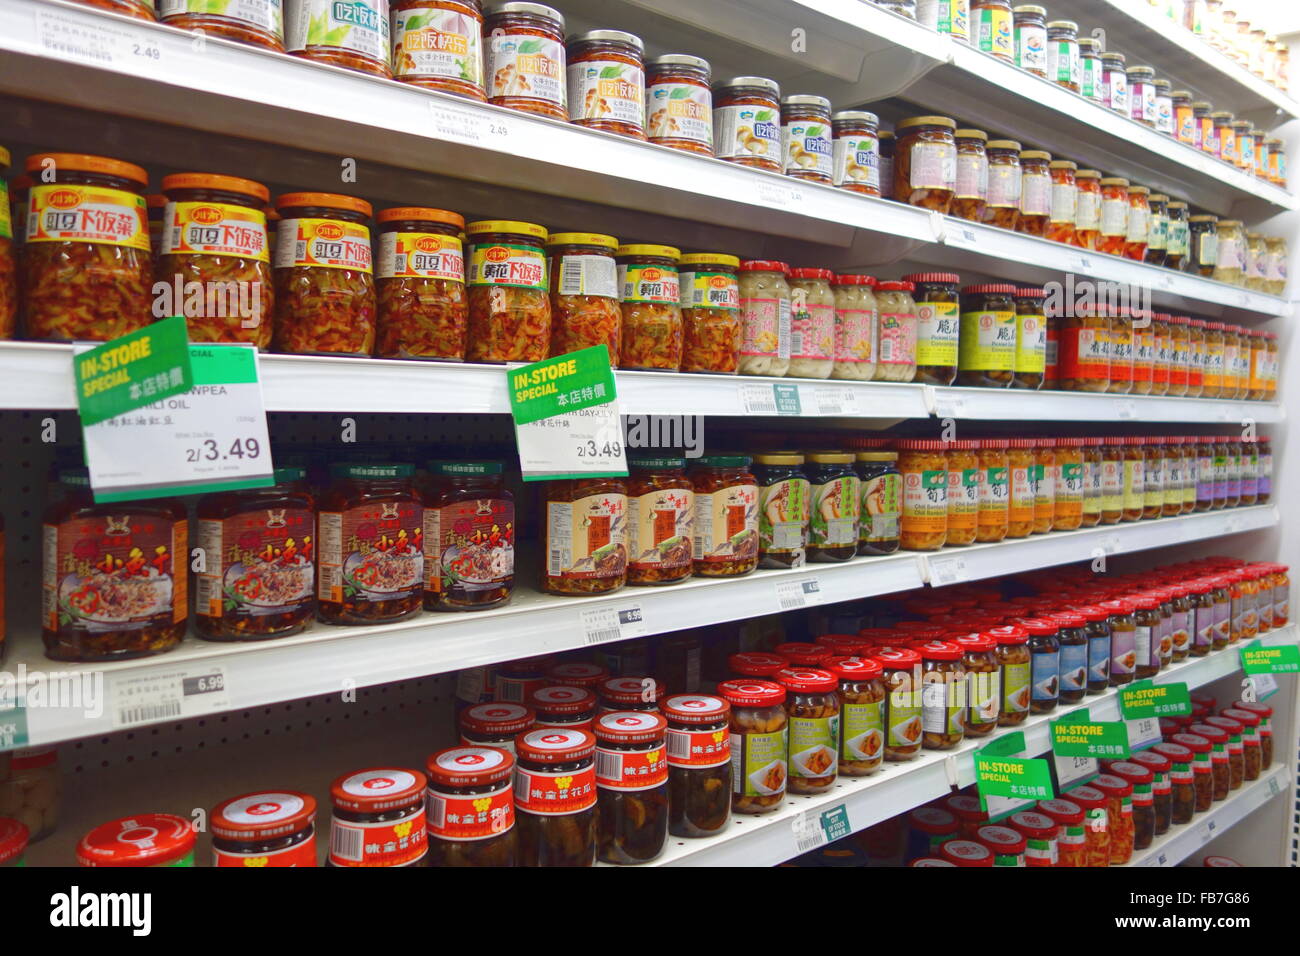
[905,271,960,385]
[392,0,485,99]
[546,232,621,361]
[484,2,566,119]
[738,260,791,376]
[831,273,878,380]
[663,693,731,837]
[982,139,1022,231]
[625,457,693,586]
[1073,168,1101,249]
[423,746,516,866]
[1145,193,1168,267]
[466,219,550,362]
[286,0,390,77]
[945,440,980,547]
[895,116,957,213]
[993,624,1031,725]
[897,440,948,551]
[376,206,468,361]
[566,30,646,139]
[805,451,859,561]
[646,55,713,154]
[953,129,988,223]
[690,456,758,577]
[1013,4,1047,77]
[514,728,598,866]
[327,768,427,867]
[1097,177,1129,256]
[830,658,885,775]
[831,111,880,195]
[712,76,782,173]
[777,668,839,792]
[680,253,741,374]
[956,633,1000,735]
[1008,441,1036,537]
[857,450,901,555]
[542,478,627,595]
[919,641,966,749]
[1123,186,1151,261]
[422,461,514,611]
[877,648,923,760]
[1047,160,1077,245]
[617,244,683,371]
[594,711,668,863]
[754,452,809,569]
[717,679,787,812]
[976,439,1010,542]
[1012,286,1046,388]
[1166,201,1190,270]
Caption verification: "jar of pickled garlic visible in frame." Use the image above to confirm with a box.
[423,461,515,611]
[484,2,566,119]
[905,272,960,385]
[690,456,758,577]
[392,0,485,99]
[1006,439,1037,538]
[566,30,646,139]
[1013,4,1047,77]
[1017,150,1052,237]
[787,268,836,378]
[831,274,878,381]
[286,0,390,77]
[1079,39,1103,103]
[958,282,1017,387]
[1012,286,1046,388]
[1046,20,1080,92]
[982,140,1022,231]
[546,232,621,361]
[1097,177,1129,256]
[873,281,918,382]
[466,219,550,362]
[376,206,468,361]
[831,111,881,196]
[712,76,782,172]
[897,440,948,551]
[1102,51,1128,114]
[895,116,957,214]
[945,440,980,547]
[781,95,833,185]
[645,54,713,154]
[1073,169,1101,249]
[22,153,152,342]
[1045,161,1076,245]
[542,479,627,595]
[1124,186,1150,261]
[739,260,791,376]
[1213,219,1247,285]
[680,253,742,374]
[953,129,989,223]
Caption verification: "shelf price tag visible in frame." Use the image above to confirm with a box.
[775,577,823,611]
[1268,774,1282,797]
[974,732,1053,820]
[811,386,861,416]
[0,699,29,749]
[791,803,852,853]
[1050,712,1131,759]
[1119,680,1191,719]
[1053,753,1100,790]
[579,604,648,645]
[110,665,230,729]
[428,100,513,147]
[1126,716,1163,751]
[508,347,626,481]
[1240,640,1300,674]
[738,384,778,415]
[34,6,168,75]
[1243,674,1279,701]
[81,340,274,503]
[928,554,968,586]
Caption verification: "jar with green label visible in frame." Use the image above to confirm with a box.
[1013,5,1047,77]
[955,634,1000,736]
[1012,286,1046,388]
[830,658,885,776]
[717,679,787,814]
[992,624,1031,725]
[904,272,961,385]
[976,439,1010,543]
[958,283,1016,387]
[973,0,1013,60]
[1189,215,1219,277]
[1145,193,1169,267]
[753,452,810,569]
[777,668,840,793]
[617,244,684,370]
[919,640,966,750]
[1166,202,1190,270]
[856,450,901,555]
[877,648,923,760]
[804,451,860,562]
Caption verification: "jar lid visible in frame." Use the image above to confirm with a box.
[944,794,988,822]
[855,451,898,462]
[430,460,504,476]
[1210,110,1235,120]
[716,678,787,707]
[909,806,959,835]
[919,640,963,661]
[955,128,988,141]
[1152,741,1194,762]
[0,818,27,865]
[1020,150,1052,162]
[628,456,687,470]
[616,243,680,260]
[1153,78,1172,91]
[211,791,317,841]
[1047,19,1078,30]
[988,625,1029,645]
[962,283,1017,295]
[546,231,618,249]
[939,840,994,866]
[1231,701,1272,719]
[1015,287,1047,298]
[1078,38,1099,52]
[1204,715,1244,735]
[954,634,996,652]
[460,702,535,736]
[979,438,1010,449]
[874,280,914,292]
[1127,592,1161,610]
[875,648,921,667]
[593,710,668,743]
[568,29,643,51]
[1128,749,1172,774]
[832,110,879,124]
[648,53,711,72]
[1076,169,1101,179]
[377,206,465,228]
[1090,773,1133,797]
[1099,177,1131,187]
[661,694,730,724]
[1048,611,1085,627]
[896,115,957,131]
[772,642,833,665]
[776,667,838,693]
[425,746,514,788]
[1127,65,1156,76]
[828,657,883,680]
[986,139,1023,151]
[330,462,414,480]
[790,267,834,281]
[1063,784,1107,809]
[1037,798,1085,825]
[161,172,270,203]
[528,685,597,715]
[601,676,665,704]
[817,633,869,652]
[714,76,781,97]
[1204,856,1243,867]
[910,857,956,866]
[782,93,831,110]
[729,651,789,676]
[1101,52,1127,64]
[330,768,426,811]
[679,252,740,268]
[1218,219,1243,228]
[76,813,197,867]
[1099,598,1135,615]
[1188,723,1228,744]
[1129,186,1150,195]
[833,274,876,286]
[1013,5,1047,15]
[487,2,565,27]
[753,452,805,466]
[1009,810,1060,839]
[740,259,789,273]
[805,450,854,464]
[465,216,547,239]
[975,825,1027,855]
[26,152,149,185]
[516,727,597,763]
[901,271,961,284]
[693,454,752,468]
[1015,617,1058,636]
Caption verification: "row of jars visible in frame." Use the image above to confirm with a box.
[893,435,1272,552]
[1182,0,1290,91]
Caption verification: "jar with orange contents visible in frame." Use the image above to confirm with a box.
[1047,160,1077,244]
[1098,177,1129,256]
[1202,321,1226,398]
[953,129,988,223]
[545,233,622,361]
[566,30,646,139]
[895,116,958,214]
[1006,439,1036,539]
[1124,186,1151,261]
[617,244,683,371]
[897,441,948,551]
[982,140,1022,230]
[392,0,486,100]
[1054,438,1084,531]
[1186,319,1208,396]
[1131,309,1154,395]
[161,0,281,49]
[1057,307,1111,391]
[466,220,551,362]
[1092,772,1134,864]
[1150,314,1171,396]
[1099,440,1124,522]
[484,3,567,119]
[1032,439,1056,534]
[1073,169,1101,249]
[977,439,1010,543]
[646,55,714,155]
[1017,150,1052,237]
[1166,316,1191,396]
[376,207,468,361]
[1107,308,1134,394]
[945,440,980,547]
[1064,784,1110,867]
[286,0,390,78]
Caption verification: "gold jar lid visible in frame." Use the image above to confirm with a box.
[1128,186,1150,195]
[897,115,957,131]
[806,451,855,465]
[1099,177,1131,187]
[1049,160,1078,171]
[955,128,989,141]
[1189,214,1220,222]
[754,453,805,465]
[856,451,899,462]
[987,140,1023,151]
[1217,219,1243,227]
[1020,149,1052,161]
[1167,201,1188,210]
[1075,169,1102,179]
[1149,193,1169,202]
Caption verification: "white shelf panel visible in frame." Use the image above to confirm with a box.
[930,385,1283,424]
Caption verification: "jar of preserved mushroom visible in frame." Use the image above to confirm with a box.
[1007,439,1036,538]
[542,478,627,595]
[663,694,730,837]
[895,116,957,213]
[919,641,965,750]
[645,54,713,154]
[717,679,787,812]
[781,95,833,184]
[593,711,668,864]
[680,253,741,374]
[617,244,683,371]
[392,0,485,99]
[805,452,860,561]
[873,281,918,381]
[1145,193,1168,267]
[375,206,467,361]
[952,129,988,223]
[566,30,645,138]
[857,450,901,555]
[1012,287,1046,388]
[466,219,551,361]
[831,274,878,380]
[624,457,693,586]
[992,624,1031,725]
[1166,202,1190,270]
[690,456,758,577]
[787,268,836,378]
[326,767,427,867]
[897,440,948,551]
[1097,177,1129,257]
[1128,65,1157,126]
[286,0,390,77]
[1102,51,1128,114]
[753,452,809,569]
[23,153,152,342]
[831,111,881,195]
[484,2,566,119]
[776,668,840,792]
[514,728,597,866]
[423,746,516,867]
[738,260,791,376]
[976,439,1010,543]
[958,283,1016,387]
[983,140,1022,231]
[712,76,782,172]
[1047,20,1080,91]
[1124,186,1150,262]
[1013,5,1047,77]
[1017,150,1051,237]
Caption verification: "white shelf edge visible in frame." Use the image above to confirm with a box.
[930,385,1284,424]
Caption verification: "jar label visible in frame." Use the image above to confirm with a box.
[285,0,388,62]
[423,497,515,599]
[1021,171,1050,217]
[921,678,962,735]
[195,510,314,623]
[1122,459,1144,512]
[861,473,901,543]
[1196,455,1214,503]
[1148,213,1168,251]
[788,714,839,779]
[1002,660,1030,714]
[783,120,834,179]
[468,242,545,289]
[1058,461,1084,502]
[740,297,791,360]
[810,475,859,548]
[713,104,781,161]
[27,184,149,251]
[1088,633,1111,685]
[791,302,834,360]
[1049,183,1077,224]
[841,700,885,761]
[1100,197,1128,237]
[567,59,645,129]
[1107,72,1128,112]
[160,201,268,261]
[545,493,627,581]
[514,764,597,814]
[1081,58,1101,100]
[987,162,1021,207]
[276,218,372,272]
[834,307,876,365]
[213,836,317,868]
[903,468,947,533]
[1015,23,1046,72]
[934,0,969,40]
[1198,231,1218,267]
[886,687,922,748]
[1101,458,1122,512]
[487,33,564,107]
[425,785,514,841]
[619,263,680,304]
[878,312,916,366]
[977,7,1012,57]
[967,670,1001,725]
[377,230,464,281]
[392,7,484,87]
[1111,625,1137,677]
[680,271,739,311]
[646,81,712,147]
[552,253,617,299]
[732,726,788,797]
[916,301,959,367]
[328,806,427,867]
[947,467,979,532]
[693,485,758,565]
[1135,624,1154,669]
[1082,459,1101,516]
[909,141,957,192]
[1009,463,1034,524]
[1076,188,1100,231]
[1142,459,1163,508]
[1217,237,1245,273]
[1047,40,1080,86]
[160,0,282,32]
[759,477,809,557]
[979,465,1009,518]
[1030,461,1053,509]
[958,309,1016,372]
[832,134,880,190]
[42,515,187,634]
[1126,206,1150,244]
[596,742,669,791]
[627,486,694,573]
[1015,311,1046,374]
[1165,460,1184,506]
[317,501,423,606]
[1131,81,1156,123]
[1156,96,1174,134]
[956,151,988,200]
[1025,836,1058,866]
[666,725,730,769]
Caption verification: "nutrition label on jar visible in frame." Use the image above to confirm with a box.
[557,254,618,298]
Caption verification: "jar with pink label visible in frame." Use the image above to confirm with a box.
[787,268,836,378]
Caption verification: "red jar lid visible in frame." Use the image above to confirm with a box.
[1017,618,1059,636]
[661,694,730,724]
[601,676,666,705]
[895,438,946,451]
[962,283,1017,295]
[944,794,988,824]
[516,728,598,763]
[919,640,963,661]
[910,857,957,866]
[776,667,838,693]
[1231,701,1271,719]
[741,259,790,273]
[1170,732,1211,754]
[1203,855,1243,867]
[816,633,868,653]
[1100,599,1135,614]
[1203,715,1244,735]
[0,818,28,865]
[211,791,317,842]
[772,642,833,665]
[1091,773,1133,798]
[1106,760,1154,785]
[1128,592,1162,610]
[425,747,514,788]
[1128,750,1171,774]
[954,634,996,652]
[8,747,56,771]
[1015,287,1047,298]
[330,768,427,812]
[528,685,597,715]
[789,267,834,280]
[1009,811,1060,840]
[716,679,787,707]
[460,702,535,737]
[875,280,916,292]
[76,813,197,867]
[909,806,959,835]
[975,825,1027,855]
[546,662,610,687]
[939,839,994,866]
[1037,798,1085,826]
[1158,717,1185,737]
[901,271,961,284]
[875,648,922,668]
[1152,741,1193,763]
[1048,611,1087,627]
[1063,785,1107,809]
[728,652,788,676]
[833,274,877,286]
[988,625,1029,645]
[828,657,884,680]
[1188,723,1228,744]
[593,710,668,743]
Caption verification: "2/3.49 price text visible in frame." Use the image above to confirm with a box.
[184,437,262,463]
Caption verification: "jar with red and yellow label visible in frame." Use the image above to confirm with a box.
[617,244,683,371]
[513,728,598,866]
[195,466,315,641]
[273,192,375,355]
[422,747,516,868]
[421,461,513,611]
[690,456,758,577]
[718,679,788,812]
[594,711,669,863]
[211,790,317,867]
[663,694,731,838]
[895,116,957,213]
[1017,150,1052,237]
[1108,309,1134,394]
[466,219,551,362]
[375,206,467,361]
[680,253,742,374]
[392,0,486,100]
[567,30,646,139]
[484,2,566,119]
[625,457,693,585]
[460,702,534,753]
[542,478,627,595]
[645,55,713,154]
[77,813,196,868]
[327,768,428,868]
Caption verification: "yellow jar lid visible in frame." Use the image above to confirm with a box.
[1020,150,1052,161]
[955,129,988,141]
[1167,201,1188,209]
[546,232,618,249]
[897,115,957,131]
[987,140,1022,151]
[1049,160,1078,170]
[680,253,740,267]
[616,244,681,260]
[1189,214,1219,222]
[1129,186,1150,195]
[1099,177,1131,187]
[467,219,548,239]
[1075,169,1102,178]
[855,451,898,462]
[1149,193,1168,202]
[754,453,805,465]
[1218,220,1243,227]
[806,451,855,464]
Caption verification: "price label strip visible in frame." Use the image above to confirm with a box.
[1126,715,1163,751]
[792,804,852,853]
[508,346,627,481]
[0,699,29,749]
[775,577,823,611]
[34,6,168,76]
[738,384,778,415]
[579,603,648,645]
[110,665,230,729]
[428,100,514,147]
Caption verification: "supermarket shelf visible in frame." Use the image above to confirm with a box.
[929,385,1284,424]
[648,624,1298,866]
[1127,766,1291,867]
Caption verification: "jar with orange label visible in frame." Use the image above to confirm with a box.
[566,30,646,139]
[466,219,551,362]
[1212,111,1236,163]
[545,232,621,361]
[514,728,598,866]
[1047,161,1077,245]
[1054,439,1084,531]
[1031,439,1056,534]
[897,440,948,551]
[690,456,758,577]
[210,790,317,867]
[286,0,389,77]
[1073,169,1101,248]
[1150,314,1171,395]
[1006,439,1036,538]
[895,116,957,213]
[982,140,1022,231]
[1057,308,1111,392]
[1172,90,1195,144]
[1131,310,1154,395]
[423,746,516,866]
[941,440,978,547]
[646,55,714,154]
[376,206,468,361]
[327,768,428,867]
[1194,100,1213,151]
[1186,319,1208,396]
[1108,308,1134,394]
[484,2,567,119]
[1097,177,1129,256]
[713,76,782,173]
[977,439,1010,543]
[617,244,683,371]
[1123,186,1150,261]
[392,0,486,100]
[953,129,989,223]
[22,153,152,342]
[1166,316,1190,396]
[594,711,669,864]
[1017,150,1052,237]
[543,478,627,595]
[273,192,375,355]
[624,457,694,586]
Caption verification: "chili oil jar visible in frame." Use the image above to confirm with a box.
[286,0,389,77]
[210,790,316,867]
[781,95,833,184]
[423,746,516,866]
[484,2,566,119]
[895,116,957,213]
[1097,177,1129,256]
[327,768,427,867]
[545,232,621,361]
[663,694,731,837]
[1171,731,1214,813]
[1017,150,1051,236]
[1038,799,1086,866]
[953,129,988,223]
[514,728,598,866]
[617,244,683,370]
[975,439,1009,543]
[466,219,550,361]
[713,76,782,172]
[646,54,713,154]
[1203,714,1245,791]
[392,0,485,100]
[542,478,627,595]
[566,30,645,138]
[718,679,788,812]
[624,457,693,586]
[77,813,197,868]
[1222,708,1262,782]
[831,111,881,195]
[897,440,948,551]
[754,452,809,569]
[1091,773,1135,864]
[830,658,886,775]
[1062,784,1109,867]
[376,206,468,360]
[877,648,923,760]
[804,452,859,561]
[958,282,1016,387]
[1008,810,1059,866]
[1231,701,1271,770]
[460,702,534,752]
[1013,5,1047,77]
[1074,168,1102,249]
[983,139,1022,230]
[680,253,741,374]
[690,456,758,577]
[857,450,902,555]
[160,0,282,48]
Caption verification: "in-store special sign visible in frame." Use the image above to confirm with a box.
[1050,710,1131,759]
[73,314,193,426]
[974,731,1054,819]
[1240,641,1300,674]
[1119,680,1192,719]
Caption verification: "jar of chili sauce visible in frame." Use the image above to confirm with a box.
[422,461,514,611]
[286,0,390,78]
[1047,161,1077,245]
[1073,169,1101,249]
[484,2,567,119]
[567,30,646,139]
[1097,178,1129,256]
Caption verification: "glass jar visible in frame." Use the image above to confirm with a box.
[1212,111,1235,163]
[1081,438,1104,527]
[897,440,948,551]
[1032,439,1056,534]
[825,659,885,775]
[976,439,1010,543]
[717,679,788,812]
[1258,437,1275,503]
[993,625,1031,725]
[1171,732,1214,813]
[374,206,468,360]
[950,634,997,737]
[1006,439,1036,538]
[0,748,60,844]
[1072,604,1110,693]
[1102,599,1137,685]
[1120,439,1145,521]
[1013,5,1047,77]
[1267,137,1287,186]
[0,818,26,869]
[753,452,809,569]
[1152,741,1195,825]
[952,129,989,223]
[327,768,427,868]
[1213,220,1247,285]
[1072,169,1101,249]
[738,260,791,376]
[1188,723,1230,802]
[1098,177,1129,256]
[690,456,759,577]
[1264,236,1288,296]
[1123,186,1150,262]
[830,273,879,381]
[1264,334,1279,399]
[617,244,683,371]
[781,95,834,185]
[787,267,836,378]
[160,0,282,48]
[879,131,895,200]
[1189,215,1219,278]
[624,458,694,586]
[1054,438,1084,531]
[1205,715,1246,791]
[1108,761,1156,850]
[907,806,959,862]
[392,0,485,99]
[777,668,840,792]
[1163,438,1186,517]
[877,648,923,759]
[667,252,741,373]
[1210,574,1233,647]
[1058,308,1111,392]
[958,283,1016,387]
[1102,51,1128,114]
[713,76,783,172]
[1008,811,1059,866]
[1231,700,1272,769]
[1244,233,1267,292]
[1165,202,1190,271]
[1222,708,1261,782]
[1099,439,1124,524]
[1194,100,1214,152]
[1193,439,1215,512]
[831,111,881,196]
[857,451,902,555]
[1150,314,1171,396]
[1046,161,1077,246]
[1062,785,1110,867]
[1046,20,1080,92]
[804,452,859,562]
[972,0,1013,59]
[1012,287,1046,388]
[1091,773,1135,864]
[1079,38,1103,102]
[918,641,966,750]
[902,272,959,385]
[593,711,668,864]
[1017,150,1052,237]
[1167,316,1191,396]
[1108,309,1134,393]
[1172,90,1196,145]
[1153,79,1174,135]
[422,747,517,867]
[644,54,713,154]
[729,652,788,680]
[1239,438,1259,505]
[1144,193,1168,268]
[513,728,597,866]
[1232,121,1255,172]
[285,0,388,76]
[598,676,665,714]
[1205,322,1228,397]
[942,440,979,548]
[873,281,919,381]
[459,702,534,752]
[983,140,1022,231]
[483,2,566,119]
[1142,439,1166,519]
[542,478,627,595]
[542,232,621,360]
[566,30,645,138]
[895,116,958,213]
[663,694,731,837]
[1131,593,1161,679]
[1188,320,1209,396]
[466,219,550,362]
[421,460,516,611]
[1128,65,1157,126]
[1049,611,1088,704]
[1021,618,1059,714]
[77,813,198,868]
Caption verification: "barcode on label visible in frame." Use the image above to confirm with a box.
[740,385,777,415]
[330,823,364,862]
[880,339,895,363]
[549,550,563,576]
[295,240,307,262]
[586,626,620,645]
[426,792,447,830]
[667,731,691,759]
[790,331,805,357]
[560,259,585,296]
[779,589,806,611]
[796,831,825,853]
[596,750,622,779]
[116,700,182,726]
[792,810,826,852]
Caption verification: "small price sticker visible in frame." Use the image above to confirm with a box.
[812,386,860,416]
[933,394,968,419]
[1268,775,1282,797]
[1053,752,1100,789]
[110,665,231,729]
[428,100,513,147]
[929,555,968,586]
[1199,819,1218,844]
[791,803,852,852]
[775,577,823,611]
[579,603,647,645]
[754,180,804,209]
[738,383,778,415]
[1117,399,1139,420]
[35,7,169,75]
[1126,716,1163,751]
[1139,852,1169,867]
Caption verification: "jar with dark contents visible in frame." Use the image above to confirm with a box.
[1145,193,1168,267]
[513,728,598,866]
[829,658,886,775]
[1107,761,1155,851]
[566,30,646,139]
[918,641,965,750]
[1021,618,1060,714]
[327,768,428,868]
[1128,749,1173,836]
[663,694,731,837]
[624,458,694,586]
[1203,714,1246,791]
[1172,732,1214,813]
[805,452,860,562]
[593,711,668,864]
[423,746,517,867]
[422,461,514,612]
[1013,287,1046,388]
[877,649,923,759]
[905,272,961,385]
[878,131,895,200]
[718,679,787,812]
[1232,700,1272,769]
[484,2,567,119]
[1166,202,1190,270]
[286,0,390,78]
[753,452,809,569]
[1046,20,1081,92]
[1189,215,1219,277]
[992,625,1031,725]
[1189,723,1230,802]
[1103,598,1137,685]
[645,55,713,154]
[777,668,840,792]
[895,116,957,213]
[713,76,783,172]
[690,456,759,577]
[392,0,486,100]
[1152,741,1195,824]
[210,791,317,868]
[958,283,1017,387]
[1017,150,1052,237]
[856,451,901,555]
[831,111,881,195]
[617,244,683,371]
[781,95,834,184]
[1132,593,1161,680]
[529,686,597,732]
[542,478,627,595]
[982,140,1022,231]
[954,634,1000,736]
[545,232,621,361]
[953,129,989,223]
[459,702,534,753]
[1051,611,1088,704]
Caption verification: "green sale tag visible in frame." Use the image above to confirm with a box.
[507,346,617,425]
[73,315,194,426]
[1050,715,1131,758]
[1119,680,1192,719]
[1240,641,1300,674]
